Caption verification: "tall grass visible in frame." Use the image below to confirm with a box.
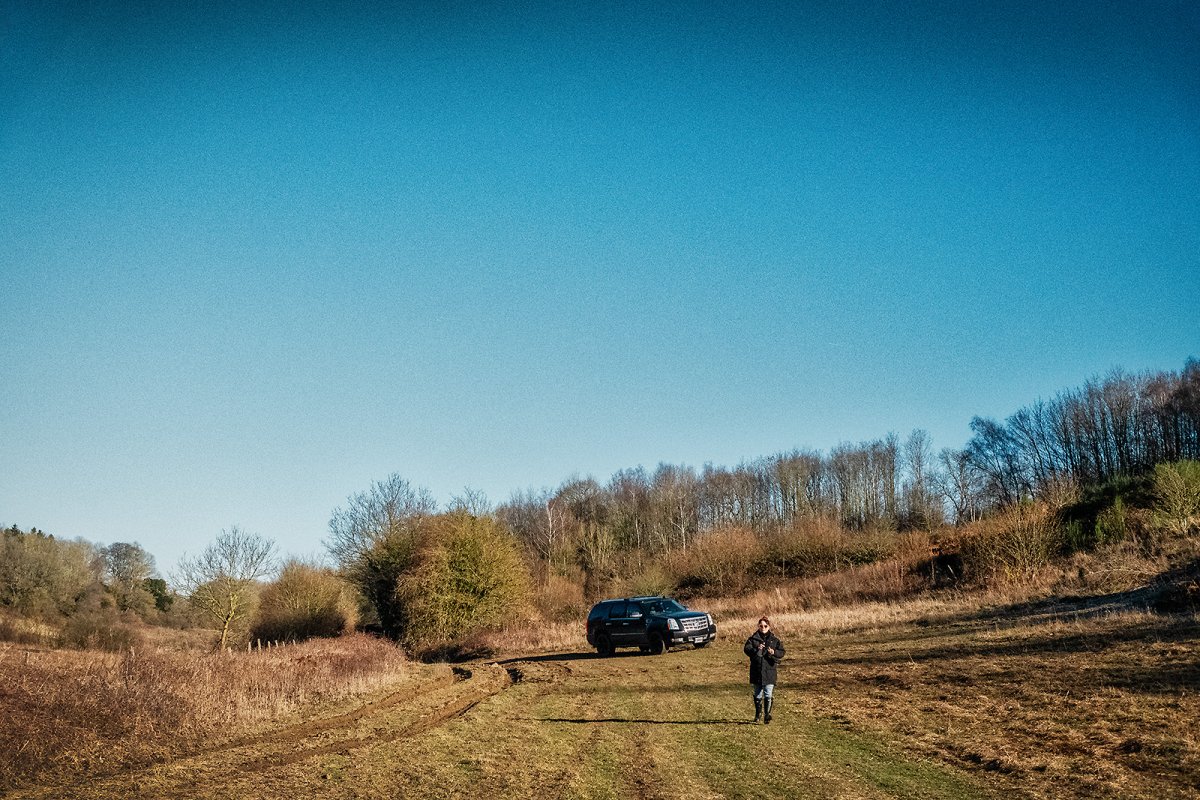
[0,633,408,790]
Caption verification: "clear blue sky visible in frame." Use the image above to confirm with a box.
[3,1,1198,577]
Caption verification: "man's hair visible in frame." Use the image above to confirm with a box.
[759,616,771,626]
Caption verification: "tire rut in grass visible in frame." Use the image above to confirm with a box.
[242,663,514,770]
[229,665,458,751]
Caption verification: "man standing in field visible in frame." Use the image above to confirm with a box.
[744,616,785,724]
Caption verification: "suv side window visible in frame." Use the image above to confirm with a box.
[607,602,628,619]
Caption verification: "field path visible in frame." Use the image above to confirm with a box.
[4,642,1004,800]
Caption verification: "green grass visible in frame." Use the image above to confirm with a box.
[380,646,1000,800]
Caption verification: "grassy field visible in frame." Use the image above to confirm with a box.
[5,593,1197,800]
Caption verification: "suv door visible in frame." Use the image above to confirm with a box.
[606,601,634,645]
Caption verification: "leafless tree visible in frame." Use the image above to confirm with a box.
[901,430,940,529]
[934,448,984,525]
[497,487,565,577]
[326,473,437,567]
[448,486,492,516]
[175,526,277,650]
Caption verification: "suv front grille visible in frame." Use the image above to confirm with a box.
[681,616,708,633]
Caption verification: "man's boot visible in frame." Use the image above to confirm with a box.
[764,698,773,725]
[754,697,762,722]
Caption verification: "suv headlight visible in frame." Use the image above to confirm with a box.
[667,618,680,631]
[706,613,714,628]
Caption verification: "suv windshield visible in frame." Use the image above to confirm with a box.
[637,598,686,615]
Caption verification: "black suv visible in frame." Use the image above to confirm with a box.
[586,596,716,656]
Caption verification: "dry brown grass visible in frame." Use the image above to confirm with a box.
[0,633,409,791]
[790,603,1200,799]
[476,618,586,655]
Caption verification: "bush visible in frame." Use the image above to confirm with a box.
[58,609,142,652]
[759,517,844,578]
[251,561,358,644]
[960,503,1066,582]
[396,513,532,647]
[1060,473,1153,552]
[1094,496,1129,546]
[531,572,587,622]
[348,528,422,639]
[0,529,100,618]
[670,527,760,597]
[622,562,675,599]
[760,517,895,579]
[1152,460,1200,536]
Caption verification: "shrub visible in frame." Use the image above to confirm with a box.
[760,517,895,579]
[0,529,100,617]
[396,513,532,647]
[251,561,358,643]
[58,609,142,652]
[1152,460,1200,536]
[531,572,587,622]
[622,562,675,599]
[1094,496,1129,546]
[670,526,761,597]
[1060,473,1153,552]
[759,517,844,578]
[960,503,1066,582]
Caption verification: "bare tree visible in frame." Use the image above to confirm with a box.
[325,474,437,638]
[901,430,939,530]
[326,474,437,568]
[934,448,984,525]
[176,526,277,650]
[650,463,699,550]
[497,487,560,572]
[448,486,492,516]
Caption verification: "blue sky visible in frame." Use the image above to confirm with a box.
[2,1,1198,576]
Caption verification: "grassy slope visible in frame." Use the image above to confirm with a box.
[7,598,1197,800]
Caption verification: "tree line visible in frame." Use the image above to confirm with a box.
[492,360,1199,571]
[966,360,1200,506]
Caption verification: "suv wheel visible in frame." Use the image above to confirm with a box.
[595,633,614,657]
[647,633,665,655]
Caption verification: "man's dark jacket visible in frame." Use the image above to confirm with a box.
[743,630,785,685]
